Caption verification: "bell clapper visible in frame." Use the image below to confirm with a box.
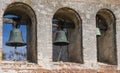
[13,46,17,61]
[57,46,63,61]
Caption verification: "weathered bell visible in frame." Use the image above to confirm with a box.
[96,27,101,36]
[53,30,69,46]
[6,28,26,47]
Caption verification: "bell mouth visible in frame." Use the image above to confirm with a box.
[53,42,69,46]
[6,42,26,47]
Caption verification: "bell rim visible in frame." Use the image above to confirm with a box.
[6,42,26,47]
[53,42,69,46]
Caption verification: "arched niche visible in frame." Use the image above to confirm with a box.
[52,7,83,63]
[96,9,117,65]
[3,2,37,63]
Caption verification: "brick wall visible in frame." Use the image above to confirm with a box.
[0,61,120,73]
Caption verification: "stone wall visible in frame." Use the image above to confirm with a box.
[0,61,119,73]
[1,0,120,72]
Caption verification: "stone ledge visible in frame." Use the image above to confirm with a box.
[0,61,119,73]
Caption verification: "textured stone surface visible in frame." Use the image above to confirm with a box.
[0,61,119,73]
[1,0,120,72]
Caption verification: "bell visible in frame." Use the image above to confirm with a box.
[53,30,69,46]
[6,28,26,47]
[96,27,101,36]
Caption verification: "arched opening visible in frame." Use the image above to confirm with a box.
[2,2,37,63]
[96,9,117,65]
[52,7,83,63]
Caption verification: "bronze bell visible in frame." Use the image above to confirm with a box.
[96,27,101,36]
[53,30,69,46]
[6,27,26,47]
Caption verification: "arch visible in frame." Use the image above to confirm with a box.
[96,9,117,65]
[3,2,37,63]
[52,7,83,63]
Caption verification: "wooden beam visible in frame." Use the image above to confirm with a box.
[3,18,60,27]
[52,23,58,27]
[3,18,27,25]
[3,18,16,24]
